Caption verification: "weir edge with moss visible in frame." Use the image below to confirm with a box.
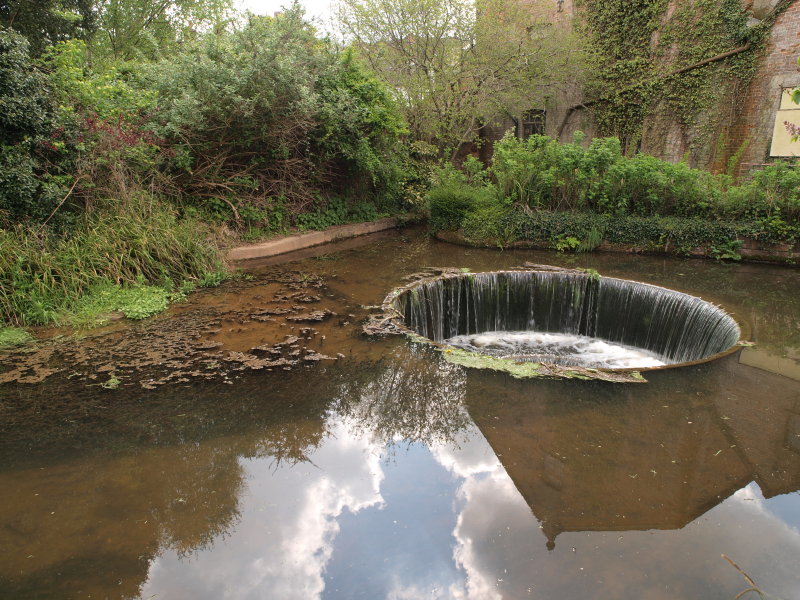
[367,266,746,383]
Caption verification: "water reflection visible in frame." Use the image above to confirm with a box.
[331,346,470,448]
[466,364,798,547]
[0,440,244,598]
[1,231,800,599]
[141,420,387,599]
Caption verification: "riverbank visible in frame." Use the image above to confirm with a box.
[0,217,414,351]
[435,228,800,265]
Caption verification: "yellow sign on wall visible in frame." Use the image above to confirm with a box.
[770,88,800,157]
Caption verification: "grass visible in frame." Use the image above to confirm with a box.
[0,326,33,349]
[70,282,178,327]
[0,194,229,327]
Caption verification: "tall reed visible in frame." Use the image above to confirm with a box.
[0,194,226,325]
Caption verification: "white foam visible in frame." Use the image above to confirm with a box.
[445,331,666,369]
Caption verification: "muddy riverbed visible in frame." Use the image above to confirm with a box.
[1,228,799,599]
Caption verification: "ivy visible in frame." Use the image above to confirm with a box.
[577,0,793,157]
[469,208,792,257]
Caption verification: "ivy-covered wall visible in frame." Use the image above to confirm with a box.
[726,1,800,173]
[560,0,798,175]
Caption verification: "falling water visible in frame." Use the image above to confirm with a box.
[393,271,741,369]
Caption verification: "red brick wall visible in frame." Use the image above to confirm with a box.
[720,2,800,176]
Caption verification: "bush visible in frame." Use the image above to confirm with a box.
[429,134,800,246]
[487,207,748,254]
[721,163,800,222]
[491,133,623,211]
[0,30,66,223]
[145,9,411,222]
[487,132,735,218]
[427,181,496,233]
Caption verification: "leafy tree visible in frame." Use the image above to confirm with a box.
[92,0,234,61]
[0,30,66,222]
[145,7,409,218]
[0,0,95,56]
[335,0,583,157]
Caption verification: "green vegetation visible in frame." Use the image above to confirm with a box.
[72,283,178,326]
[337,0,583,157]
[0,326,33,349]
[428,134,800,255]
[577,0,792,159]
[440,347,544,379]
[146,14,411,218]
[0,195,225,326]
[1,0,797,344]
[0,4,414,336]
[439,346,646,382]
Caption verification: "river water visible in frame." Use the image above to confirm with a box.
[1,228,799,599]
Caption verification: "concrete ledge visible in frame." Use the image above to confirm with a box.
[228,218,399,261]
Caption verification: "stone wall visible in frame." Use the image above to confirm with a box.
[478,0,799,172]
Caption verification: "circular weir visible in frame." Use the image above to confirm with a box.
[385,269,742,373]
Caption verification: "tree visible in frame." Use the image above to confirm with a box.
[335,0,583,157]
[91,0,233,61]
[145,7,409,214]
[0,29,69,222]
[0,0,95,56]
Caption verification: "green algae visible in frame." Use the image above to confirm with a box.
[439,346,647,383]
[440,347,544,379]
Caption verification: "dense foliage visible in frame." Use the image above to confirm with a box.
[428,134,800,253]
[1,0,95,56]
[0,31,67,223]
[0,0,797,333]
[0,6,413,327]
[147,10,410,220]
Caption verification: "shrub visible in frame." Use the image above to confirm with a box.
[145,9,410,221]
[429,134,799,246]
[491,133,622,211]
[0,30,65,223]
[496,208,747,254]
[461,198,517,245]
[427,180,497,233]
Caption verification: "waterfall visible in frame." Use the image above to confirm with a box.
[393,271,740,368]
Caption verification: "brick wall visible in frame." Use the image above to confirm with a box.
[549,1,799,174]
[727,2,800,176]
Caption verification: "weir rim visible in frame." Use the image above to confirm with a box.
[369,266,747,382]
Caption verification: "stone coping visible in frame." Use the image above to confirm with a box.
[228,218,399,261]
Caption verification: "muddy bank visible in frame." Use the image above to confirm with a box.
[0,269,365,390]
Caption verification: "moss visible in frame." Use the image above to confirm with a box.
[439,346,647,382]
[440,347,544,378]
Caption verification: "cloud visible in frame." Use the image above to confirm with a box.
[140,421,385,599]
